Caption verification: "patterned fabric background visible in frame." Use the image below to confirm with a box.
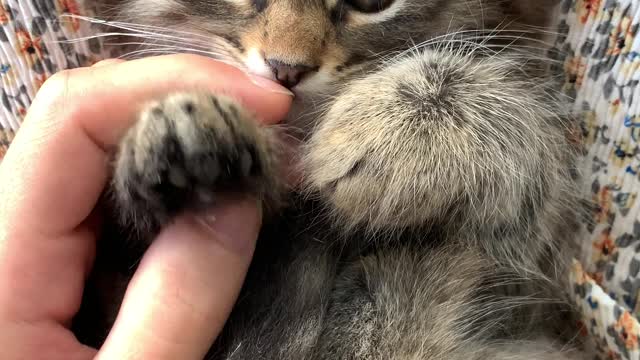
[555,0,640,358]
[0,0,107,158]
[3,0,640,358]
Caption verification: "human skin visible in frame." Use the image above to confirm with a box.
[0,55,292,360]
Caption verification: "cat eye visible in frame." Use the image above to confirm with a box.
[345,0,394,13]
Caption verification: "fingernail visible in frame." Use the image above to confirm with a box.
[248,74,294,96]
[194,194,262,255]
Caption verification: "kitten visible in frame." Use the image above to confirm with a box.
[73,0,586,358]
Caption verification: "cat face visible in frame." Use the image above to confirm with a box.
[98,0,549,94]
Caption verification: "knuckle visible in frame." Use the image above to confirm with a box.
[24,69,77,121]
[34,69,78,111]
[40,69,72,96]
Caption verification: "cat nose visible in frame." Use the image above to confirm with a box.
[266,59,315,88]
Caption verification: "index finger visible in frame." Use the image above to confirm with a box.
[0,54,292,238]
[0,54,291,327]
[44,54,292,151]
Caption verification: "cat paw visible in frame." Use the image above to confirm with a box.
[110,92,278,237]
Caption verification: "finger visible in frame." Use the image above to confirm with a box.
[2,54,291,237]
[97,196,260,360]
[1,320,97,360]
[0,55,291,326]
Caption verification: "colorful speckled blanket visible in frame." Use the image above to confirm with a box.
[2,0,640,358]
[0,0,107,157]
[557,0,640,358]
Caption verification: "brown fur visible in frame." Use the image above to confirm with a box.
[73,0,584,358]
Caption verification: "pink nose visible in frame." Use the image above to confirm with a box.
[266,59,316,88]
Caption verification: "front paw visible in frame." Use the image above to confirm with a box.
[110,92,280,237]
[304,51,568,234]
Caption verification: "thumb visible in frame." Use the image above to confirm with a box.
[96,195,260,360]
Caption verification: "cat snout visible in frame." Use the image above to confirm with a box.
[266,59,318,88]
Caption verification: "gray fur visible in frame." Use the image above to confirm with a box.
[73,0,585,358]
[111,92,283,238]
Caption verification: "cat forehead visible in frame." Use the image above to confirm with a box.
[128,0,410,24]
[220,0,402,11]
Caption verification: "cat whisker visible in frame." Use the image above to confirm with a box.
[116,46,243,69]
[103,40,235,58]
[59,15,243,63]
[114,44,214,56]
[57,20,245,68]
[460,33,559,48]
[55,32,223,54]
[60,14,214,42]
[419,39,565,65]
[54,26,226,50]
[399,28,560,58]
[117,48,180,59]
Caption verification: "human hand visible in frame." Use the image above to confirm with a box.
[0,55,292,360]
